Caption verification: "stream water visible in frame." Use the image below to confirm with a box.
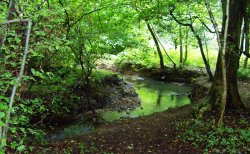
[45,76,192,141]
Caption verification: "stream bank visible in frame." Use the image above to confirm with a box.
[31,65,250,153]
[40,61,211,142]
[43,74,194,142]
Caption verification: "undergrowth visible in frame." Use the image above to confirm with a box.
[176,117,250,154]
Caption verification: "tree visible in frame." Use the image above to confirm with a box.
[146,22,165,69]
[170,9,214,81]
[69,26,99,114]
[179,25,183,65]
[207,0,249,111]
[243,9,249,68]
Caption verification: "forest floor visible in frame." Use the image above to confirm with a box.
[33,64,250,154]
[35,104,201,153]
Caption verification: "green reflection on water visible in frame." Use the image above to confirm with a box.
[100,76,192,122]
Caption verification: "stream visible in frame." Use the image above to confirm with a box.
[44,75,192,141]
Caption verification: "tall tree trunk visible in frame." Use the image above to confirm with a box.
[146,23,164,69]
[205,0,227,127]
[154,31,177,68]
[208,0,248,110]
[173,38,178,50]
[190,25,214,81]
[204,34,210,65]
[184,27,188,64]
[243,15,249,68]
[179,25,183,65]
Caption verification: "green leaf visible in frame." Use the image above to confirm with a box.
[0,112,5,119]
[17,145,25,151]
[31,68,36,75]
[10,127,17,133]
[0,96,9,102]
[0,121,4,126]
[20,127,26,133]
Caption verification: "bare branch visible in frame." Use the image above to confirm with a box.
[58,0,70,33]
[205,0,222,49]
[194,16,216,33]
[70,6,108,28]
[0,19,31,25]
[169,10,191,27]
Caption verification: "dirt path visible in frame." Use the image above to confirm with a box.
[35,105,201,154]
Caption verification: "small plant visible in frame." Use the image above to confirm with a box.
[79,143,89,154]
[177,119,250,153]
[79,143,97,154]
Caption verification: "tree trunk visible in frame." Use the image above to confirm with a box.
[85,76,96,114]
[179,25,183,65]
[243,15,249,68]
[147,23,164,69]
[154,31,177,69]
[208,0,248,110]
[184,27,188,63]
[190,25,214,81]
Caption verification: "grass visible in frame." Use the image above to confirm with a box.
[115,47,219,69]
[114,47,250,79]
[238,67,250,79]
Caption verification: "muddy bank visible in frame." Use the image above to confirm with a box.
[110,63,209,103]
[60,74,141,114]
[100,75,141,112]
[117,63,202,83]
[34,74,141,128]
[82,74,141,112]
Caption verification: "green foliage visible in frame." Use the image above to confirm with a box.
[238,68,250,79]
[91,69,117,83]
[30,68,81,115]
[79,143,89,154]
[78,142,97,154]
[0,72,45,152]
[114,47,219,70]
[115,48,159,70]
[177,119,250,153]
[0,0,248,153]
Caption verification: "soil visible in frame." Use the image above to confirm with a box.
[68,74,141,114]
[31,65,250,154]
[35,105,200,154]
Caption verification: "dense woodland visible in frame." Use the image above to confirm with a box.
[0,0,250,153]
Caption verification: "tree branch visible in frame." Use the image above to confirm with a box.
[169,10,191,27]
[0,19,30,25]
[205,0,222,49]
[70,6,108,28]
[58,0,70,33]
[150,24,176,68]
[194,16,216,33]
